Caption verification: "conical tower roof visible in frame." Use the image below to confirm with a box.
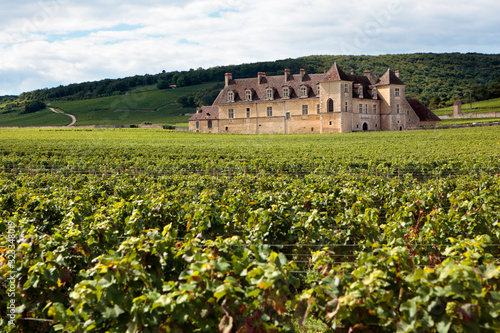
[322,62,351,82]
[376,68,404,86]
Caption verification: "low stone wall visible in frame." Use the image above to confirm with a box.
[411,122,500,130]
[439,112,500,119]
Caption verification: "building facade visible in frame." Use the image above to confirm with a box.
[189,63,439,134]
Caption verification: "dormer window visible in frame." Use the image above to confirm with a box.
[316,84,320,96]
[245,89,252,101]
[372,88,377,99]
[266,87,274,100]
[358,85,363,98]
[282,86,290,99]
[300,85,308,98]
[227,90,234,102]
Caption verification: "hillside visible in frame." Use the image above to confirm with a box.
[0,83,220,127]
[1,53,499,127]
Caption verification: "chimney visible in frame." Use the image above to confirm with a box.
[300,68,306,81]
[324,67,328,74]
[284,69,290,82]
[395,70,400,78]
[351,69,354,75]
[364,70,371,77]
[225,73,232,87]
[258,72,266,85]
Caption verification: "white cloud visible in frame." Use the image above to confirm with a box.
[0,0,499,95]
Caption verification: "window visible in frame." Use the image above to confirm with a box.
[266,106,273,117]
[358,104,363,113]
[344,84,349,93]
[195,121,199,129]
[227,91,234,102]
[316,84,320,96]
[327,99,334,112]
[395,88,400,97]
[300,86,308,97]
[282,87,290,99]
[317,104,320,114]
[358,86,363,98]
[302,105,309,115]
[245,89,252,101]
[225,126,228,131]
[286,112,290,119]
[228,109,234,118]
[372,88,377,99]
[345,102,348,112]
[396,104,400,114]
[246,108,250,118]
[207,120,212,128]
[365,104,368,113]
[266,87,274,100]
[373,104,377,114]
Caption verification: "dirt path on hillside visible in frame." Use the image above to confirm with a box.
[50,108,76,126]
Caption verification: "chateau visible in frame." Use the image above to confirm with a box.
[188,63,439,134]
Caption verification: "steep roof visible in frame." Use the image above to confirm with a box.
[376,69,404,86]
[348,74,377,99]
[189,106,219,121]
[407,99,441,122]
[322,62,351,82]
[218,71,324,104]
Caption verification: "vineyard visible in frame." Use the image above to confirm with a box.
[1,127,500,332]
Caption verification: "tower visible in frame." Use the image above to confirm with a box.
[319,63,353,133]
[376,69,406,130]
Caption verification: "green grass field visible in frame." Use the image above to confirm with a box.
[433,117,500,126]
[433,97,500,116]
[0,83,219,127]
[0,108,72,127]
[49,83,217,126]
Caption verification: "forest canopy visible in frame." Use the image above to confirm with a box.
[17,53,500,108]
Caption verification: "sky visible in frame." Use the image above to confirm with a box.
[0,0,499,95]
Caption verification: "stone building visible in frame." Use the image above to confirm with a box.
[189,63,439,134]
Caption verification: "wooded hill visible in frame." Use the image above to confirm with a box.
[12,53,500,109]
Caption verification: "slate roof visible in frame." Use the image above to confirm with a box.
[407,99,441,122]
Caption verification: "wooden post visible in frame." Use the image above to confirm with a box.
[244,166,247,176]
[398,166,401,181]
[135,165,138,177]
[387,167,390,178]
[375,169,378,177]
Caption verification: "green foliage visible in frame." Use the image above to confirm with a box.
[22,100,46,114]
[0,127,499,332]
[13,53,500,107]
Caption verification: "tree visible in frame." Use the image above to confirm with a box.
[157,80,169,90]
[22,100,46,114]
